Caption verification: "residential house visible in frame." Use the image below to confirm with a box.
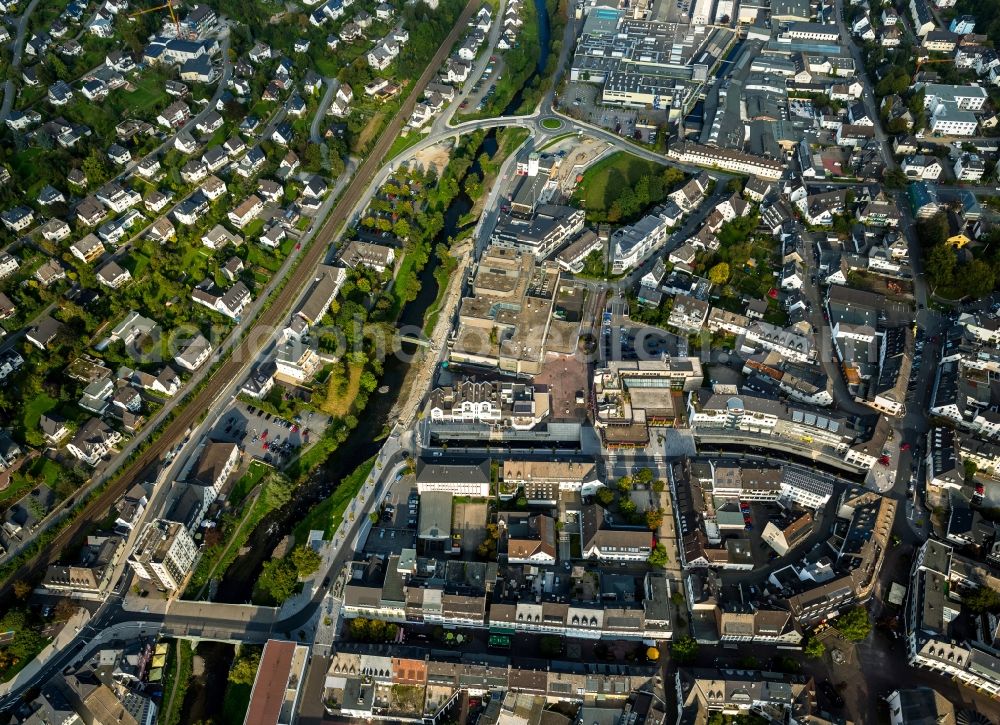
[97,261,132,289]
[191,279,252,320]
[70,234,106,264]
[174,334,213,371]
[34,259,66,286]
[228,195,264,229]
[26,316,63,350]
[66,418,122,466]
[902,155,943,180]
[0,253,17,279]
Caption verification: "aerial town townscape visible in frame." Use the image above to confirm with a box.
[1,0,1000,721]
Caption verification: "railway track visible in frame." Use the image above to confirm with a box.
[0,0,481,594]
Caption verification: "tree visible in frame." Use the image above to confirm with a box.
[348,617,398,643]
[918,213,950,249]
[883,168,907,189]
[619,499,637,516]
[12,581,31,600]
[82,151,109,188]
[646,646,660,661]
[646,508,664,530]
[616,476,633,494]
[635,468,654,485]
[257,558,299,603]
[595,487,614,506]
[652,480,665,494]
[263,474,293,510]
[925,244,956,290]
[369,512,380,524]
[804,637,826,658]
[965,460,979,482]
[290,545,322,578]
[648,543,669,568]
[53,599,77,623]
[671,635,699,664]
[964,259,995,298]
[964,585,1000,613]
[708,262,731,286]
[835,606,872,641]
[229,651,261,685]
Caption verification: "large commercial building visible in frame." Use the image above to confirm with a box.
[593,357,704,447]
[609,209,677,274]
[244,640,310,725]
[569,6,732,115]
[667,143,785,179]
[449,249,561,375]
[906,539,1000,697]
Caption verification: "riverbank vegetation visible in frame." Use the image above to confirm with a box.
[293,457,377,544]
[183,472,294,599]
[253,544,323,605]
[159,640,193,725]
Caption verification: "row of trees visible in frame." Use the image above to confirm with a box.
[348,617,399,643]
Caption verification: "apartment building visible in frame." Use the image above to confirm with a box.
[490,205,585,260]
[609,209,676,274]
[128,519,198,592]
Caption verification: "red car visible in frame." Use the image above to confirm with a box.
[291,424,298,433]
[878,455,890,466]
[976,484,985,495]
[261,430,268,440]
[295,242,302,250]
[262,442,269,450]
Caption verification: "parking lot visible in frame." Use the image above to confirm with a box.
[459,55,504,113]
[206,400,331,467]
[561,81,666,140]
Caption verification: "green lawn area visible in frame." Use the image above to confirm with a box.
[1,473,37,505]
[541,118,563,130]
[179,244,213,279]
[183,489,274,599]
[388,251,417,319]
[159,640,193,725]
[127,251,151,279]
[9,149,53,200]
[242,219,265,240]
[571,151,668,215]
[121,75,171,116]
[247,244,282,273]
[228,461,267,507]
[387,132,424,161]
[293,457,375,543]
[22,394,57,436]
[318,363,363,418]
